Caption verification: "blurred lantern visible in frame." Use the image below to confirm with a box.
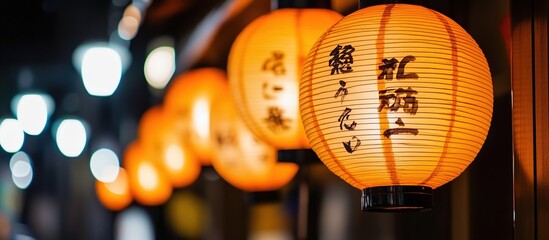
[10,151,33,189]
[164,68,228,165]
[138,106,201,188]
[123,141,172,206]
[0,118,24,153]
[165,191,205,239]
[144,45,176,90]
[81,46,123,96]
[210,88,298,192]
[54,118,89,158]
[96,168,132,211]
[299,4,493,211]
[227,9,342,149]
[12,93,54,136]
[248,202,292,240]
[116,207,154,240]
[90,148,120,183]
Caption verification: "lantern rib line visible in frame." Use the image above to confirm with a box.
[421,10,459,186]
[298,76,493,101]
[303,25,363,188]
[376,4,399,185]
[234,17,269,145]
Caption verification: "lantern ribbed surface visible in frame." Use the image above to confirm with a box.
[299,4,493,190]
[228,9,343,149]
[210,89,298,192]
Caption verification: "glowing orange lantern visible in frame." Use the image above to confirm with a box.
[164,68,228,165]
[228,9,342,149]
[123,141,172,206]
[138,106,201,188]
[299,4,493,211]
[96,168,132,211]
[210,89,298,192]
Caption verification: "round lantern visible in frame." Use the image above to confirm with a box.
[227,9,343,149]
[210,89,298,192]
[299,4,493,211]
[138,106,201,188]
[123,141,172,206]
[164,68,228,165]
[96,168,132,211]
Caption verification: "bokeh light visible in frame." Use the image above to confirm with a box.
[96,168,132,211]
[15,94,52,135]
[55,119,88,157]
[144,46,175,89]
[115,207,154,240]
[90,148,120,182]
[10,151,33,189]
[0,118,25,153]
[81,47,122,97]
[165,191,205,239]
[124,141,172,205]
[117,4,142,40]
[137,162,159,191]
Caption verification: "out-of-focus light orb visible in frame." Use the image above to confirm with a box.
[0,118,25,153]
[124,4,142,23]
[144,46,175,89]
[10,151,33,189]
[15,94,50,135]
[90,148,120,182]
[118,16,139,40]
[137,162,159,191]
[165,191,205,239]
[81,47,122,97]
[55,119,88,157]
[115,207,154,240]
[118,4,142,42]
[96,168,132,211]
[73,42,131,75]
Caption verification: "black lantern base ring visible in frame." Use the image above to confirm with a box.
[361,186,433,212]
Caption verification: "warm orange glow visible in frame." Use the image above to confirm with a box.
[227,9,343,149]
[96,168,132,211]
[164,68,228,165]
[210,89,298,192]
[123,141,172,206]
[138,106,201,188]
[299,4,493,189]
[165,191,205,239]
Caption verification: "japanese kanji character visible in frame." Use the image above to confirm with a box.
[263,51,286,75]
[334,80,348,103]
[338,107,357,131]
[342,136,361,154]
[329,44,355,75]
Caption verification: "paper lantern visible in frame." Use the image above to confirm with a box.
[164,68,227,165]
[96,168,132,211]
[210,89,298,192]
[124,141,172,206]
[138,106,201,188]
[228,9,342,149]
[299,4,493,211]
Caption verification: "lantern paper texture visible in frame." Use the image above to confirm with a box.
[299,4,493,190]
[228,9,343,149]
[138,106,201,188]
[164,68,228,165]
[210,89,298,192]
